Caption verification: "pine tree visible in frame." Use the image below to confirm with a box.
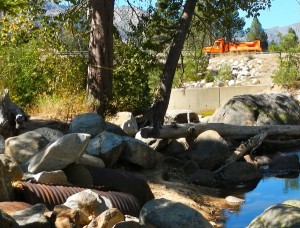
[288,27,298,44]
[246,16,268,50]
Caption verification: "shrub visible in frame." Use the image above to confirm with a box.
[0,40,87,110]
[272,55,300,88]
[174,53,209,86]
[215,63,232,82]
[109,41,158,115]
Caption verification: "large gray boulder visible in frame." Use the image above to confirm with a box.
[139,198,213,228]
[69,113,105,138]
[248,203,300,228]
[189,130,230,170]
[121,136,162,169]
[209,93,300,125]
[78,154,105,168]
[86,131,125,167]
[26,133,90,173]
[5,131,49,164]
[33,127,64,143]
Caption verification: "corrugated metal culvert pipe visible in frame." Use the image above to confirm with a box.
[13,181,141,217]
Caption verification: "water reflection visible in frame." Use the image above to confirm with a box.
[222,175,300,228]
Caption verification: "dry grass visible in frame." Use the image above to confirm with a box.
[28,94,94,122]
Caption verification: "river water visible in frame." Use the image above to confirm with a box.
[222,152,300,228]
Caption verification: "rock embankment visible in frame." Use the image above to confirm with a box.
[182,53,278,88]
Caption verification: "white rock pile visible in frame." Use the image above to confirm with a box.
[183,56,264,88]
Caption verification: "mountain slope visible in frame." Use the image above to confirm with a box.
[265,22,300,43]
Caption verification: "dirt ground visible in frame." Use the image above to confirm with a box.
[133,163,227,227]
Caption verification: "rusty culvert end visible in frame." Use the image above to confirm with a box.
[13,181,141,217]
[83,166,154,207]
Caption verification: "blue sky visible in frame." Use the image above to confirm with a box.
[242,0,300,29]
[116,0,300,30]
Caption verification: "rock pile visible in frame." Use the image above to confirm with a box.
[0,112,214,227]
[0,96,299,227]
[183,55,264,88]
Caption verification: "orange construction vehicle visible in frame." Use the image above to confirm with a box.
[202,38,262,54]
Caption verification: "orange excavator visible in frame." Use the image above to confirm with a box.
[202,38,262,54]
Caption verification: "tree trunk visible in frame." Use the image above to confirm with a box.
[87,0,114,116]
[139,0,197,127]
[141,123,300,140]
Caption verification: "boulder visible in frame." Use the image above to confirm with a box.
[209,93,300,126]
[87,208,125,228]
[165,110,200,124]
[63,189,108,217]
[0,161,14,201]
[69,113,105,138]
[5,130,49,164]
[0,209,19,228]
[161,139,187,159]
[283,200,300,208]
[78,153,105,169]
[31,170,69,185]
[182,160,200,176]
[109,112,138,136]
[121,136,162,169]
[33,127,64,143]
[0,135,4,154]
[186,169,215,187]
[135,131,168,152]
[220,162,262,184]
[53,205,87,228]
[189,130,230,170]
[269,153,300,171]
[86,131,125,167]
[11,204,50,228]
[248,203,300,228]
[26,133,90,173]
[0,154,23,181]
[139,198,213,228]
[0,202,31,215]
[225,196,245,206]
[104,122,128,136]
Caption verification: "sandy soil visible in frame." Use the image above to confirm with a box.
[130,163,227,227]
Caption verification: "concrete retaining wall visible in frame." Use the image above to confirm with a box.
[168,85,271,114]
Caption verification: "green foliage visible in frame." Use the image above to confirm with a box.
[246,16,268,50]
[0,40,87,108]
[109,40,160,115]
[272,55,300,87]
[0,0,26,12]
[129,0,183,53]
[199,1,246,42]
[0,41,45,106]
[174,53,209,86]
[271,28,300,88]
[215,63,232,82]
